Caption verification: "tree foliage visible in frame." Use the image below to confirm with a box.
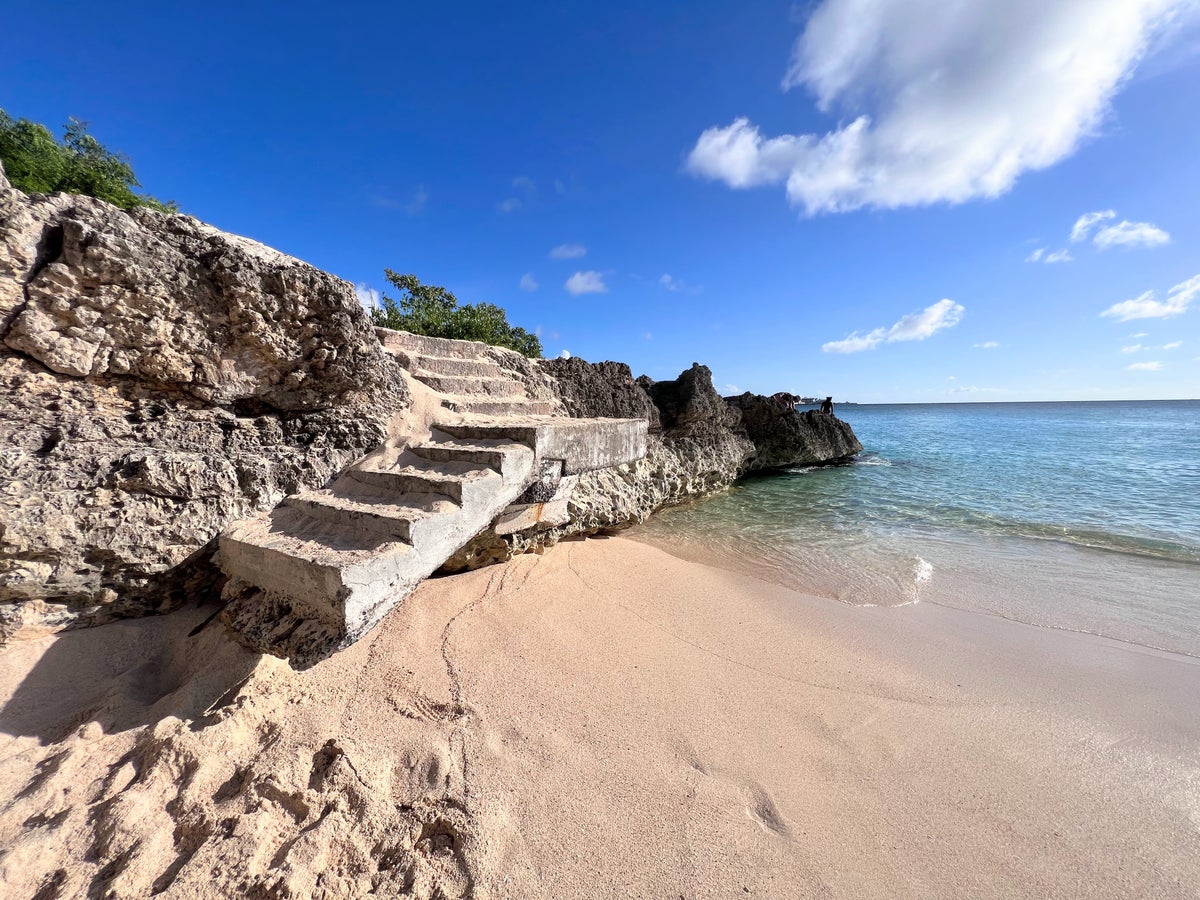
[0,110,176,212]
[370,270,542,357]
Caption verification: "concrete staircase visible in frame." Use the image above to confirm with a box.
[218,329,647,665]
[376,328,559,417]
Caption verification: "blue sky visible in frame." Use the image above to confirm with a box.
[3,0,1198,401]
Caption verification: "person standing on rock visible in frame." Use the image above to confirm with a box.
[820,396,834,415]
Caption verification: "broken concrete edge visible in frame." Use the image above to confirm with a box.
[437,418,647,476]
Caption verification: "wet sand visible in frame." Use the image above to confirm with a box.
[2,537,1198,897]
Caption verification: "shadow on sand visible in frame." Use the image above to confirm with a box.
[0,603,260,743]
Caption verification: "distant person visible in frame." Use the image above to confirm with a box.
[820,396,834,415]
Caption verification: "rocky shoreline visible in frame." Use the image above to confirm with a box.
[0,162,860,644]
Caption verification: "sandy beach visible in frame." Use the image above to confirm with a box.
[2,536,1198,898]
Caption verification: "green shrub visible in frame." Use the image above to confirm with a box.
[0,109,176,212]
[370,270,543,358]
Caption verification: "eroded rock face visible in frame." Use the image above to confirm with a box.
[727,393,862,470]
[539,357,661,430]
[0,166,409,639]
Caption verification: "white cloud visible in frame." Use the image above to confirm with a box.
[725,383,742,394]
[660,273,679,291]
[1130,332,1148,338]
[974,341,1000,349]
[687,1,1189,215]
[550,243,587,260]
[354,283,379,310]
[519,273,538,292]
[496,197,521,213]
[1070,210,1117,242]
[1162,340,1183,350]
[1026,247,1072,263]
[1121,343,1147,353]
[559,350,572,359]
[565,271,608,296]
[823,298,964,353]
[1101,273,1200,320]
[1093,219,1171,248]
[512,175,536,194]
[1128,361,1164,371]
[643,331,654,341]
[949,385,1007,394]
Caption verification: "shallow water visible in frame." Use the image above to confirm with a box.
[631,400,1200,657]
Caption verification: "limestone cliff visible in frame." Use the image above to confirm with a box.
[0,163,410,640]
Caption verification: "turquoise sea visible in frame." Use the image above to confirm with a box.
[631,400,1200,657]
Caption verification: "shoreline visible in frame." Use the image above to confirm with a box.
[2,537,1198,897]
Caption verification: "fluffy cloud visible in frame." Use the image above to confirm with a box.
[1162,340,1183,350]
[550,243,587,260]
[354,283,379,310]
[519,273,538,291]
[823,298,964,353]
[564,271,608,296]
[1070,210,1117,242]
[974,341,1000,349]
[1093,220,1172,248]
[659,273,681,291]
[496,197,521,213]
[1121,343,1147,353]
[1128,361,1164,371]
[1101,273,1200,320]
[559,350,572,359]
[1070,210,1170,248]
[687,1,1188,215]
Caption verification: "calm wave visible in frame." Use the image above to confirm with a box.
[631,400,1200,657]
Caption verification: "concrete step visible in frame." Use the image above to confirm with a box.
[376,328,494,360]
[220,506,412,613]
[414,372,526,398]
[413,355,509,379]
[440,395,559,417]
[409,436,533,480]
[283,487,454,542]
[346,454,500,504]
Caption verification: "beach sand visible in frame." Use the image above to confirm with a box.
[2,537,1197,898]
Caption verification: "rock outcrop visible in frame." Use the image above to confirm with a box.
[0,163,409,640]
[727,393,862,470]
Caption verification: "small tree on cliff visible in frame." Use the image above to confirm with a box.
[370,270,543,358]
[0,109,176,212]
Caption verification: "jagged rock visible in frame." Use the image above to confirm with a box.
[638,363,740,435]
[727,393,863,470]
[538,357,661,430]
[0,172,409,640]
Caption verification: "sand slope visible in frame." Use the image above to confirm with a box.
[2,537,1198,898]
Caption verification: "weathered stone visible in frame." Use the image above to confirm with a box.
[537,357,661,430]
[727,393,863,470]
[0,175,410,640]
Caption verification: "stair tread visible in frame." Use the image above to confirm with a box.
[289,488,456,520]
[223,506,411,565]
